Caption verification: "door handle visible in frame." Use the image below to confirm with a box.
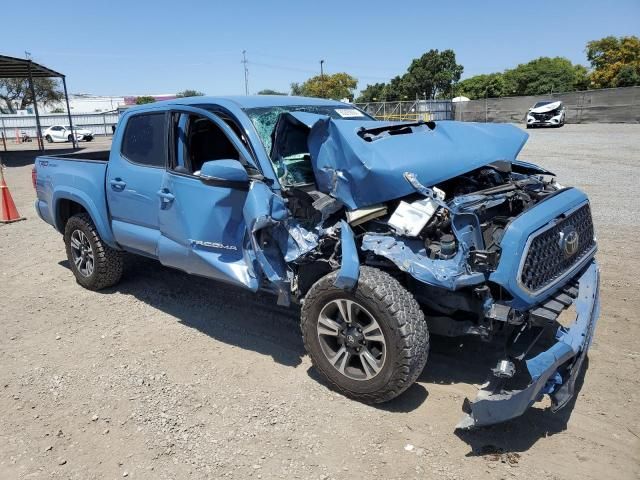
[109,178,126,191]
[157,189,175,208]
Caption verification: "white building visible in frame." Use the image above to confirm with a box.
[40,93,177,114]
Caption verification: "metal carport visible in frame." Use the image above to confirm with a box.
[0,54,77,151]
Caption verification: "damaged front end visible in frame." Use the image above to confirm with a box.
[457,260,599,428]
[248,111,599,427]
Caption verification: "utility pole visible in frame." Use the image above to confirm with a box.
[241,50,249,95]
[320,59,324,78]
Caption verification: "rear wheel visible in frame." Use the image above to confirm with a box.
[67,134,73,142]
[64,213,123,290]
[301,266,429,403]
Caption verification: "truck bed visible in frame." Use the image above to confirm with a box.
[34,151,114,246]
[44,149,110,162]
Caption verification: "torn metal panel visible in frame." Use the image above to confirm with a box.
[334,220,359,289]
[306,118,528,209]
[456,260,600,429]
[361,234,485,290]
[242,181,319,304]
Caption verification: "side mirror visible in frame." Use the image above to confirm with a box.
[199,159,250,190]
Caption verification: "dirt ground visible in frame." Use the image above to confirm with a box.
[1,124,639,480]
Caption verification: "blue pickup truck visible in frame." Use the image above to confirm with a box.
[34,95,600,428]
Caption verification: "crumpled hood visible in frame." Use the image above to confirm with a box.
[530,101,562,114]
[294,115,528,209]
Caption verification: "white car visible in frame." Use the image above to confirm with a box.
[526,101,565,128]
[43,125,94,143]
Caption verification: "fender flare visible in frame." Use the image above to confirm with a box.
[52,187,118,248]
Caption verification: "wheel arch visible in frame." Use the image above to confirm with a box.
[52,189,118,249]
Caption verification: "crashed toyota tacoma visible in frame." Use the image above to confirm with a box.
[33,96,599,428]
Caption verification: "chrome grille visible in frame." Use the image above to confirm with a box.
[520,204,596,293]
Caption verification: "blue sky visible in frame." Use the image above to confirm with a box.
[3,0,639,96]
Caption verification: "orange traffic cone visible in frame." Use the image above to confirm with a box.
[0,165,25,223]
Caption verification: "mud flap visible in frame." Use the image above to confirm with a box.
[242,181,318,306]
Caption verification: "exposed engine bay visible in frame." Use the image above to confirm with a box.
[281,158,564,332]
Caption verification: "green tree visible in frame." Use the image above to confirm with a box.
[176,89,205,97]
[0,77,63,113]
[614,64,640,87]
[586,35,640,88]
[356,82,386,102]
[357,49,463,102]
[503,57,588,95]
[290,72,358,100]
[457,73,508,99]
[383,76,409,101]
[402,49,463,99]
[135,96,156,105]
[257,89,287,96]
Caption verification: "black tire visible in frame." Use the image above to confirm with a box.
[45,135,53,143]
[67,134,73,142]
[301,266,429,403]
[85,136,93,142]
[64,213,123,290]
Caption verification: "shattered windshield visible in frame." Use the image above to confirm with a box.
[243,105,371,154]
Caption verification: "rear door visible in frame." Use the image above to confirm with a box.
[51,126,65,141]
[106,111,167,256]
[156,107,260,289]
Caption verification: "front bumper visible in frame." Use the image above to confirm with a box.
[457,259,600,429]
[527,114,562,126]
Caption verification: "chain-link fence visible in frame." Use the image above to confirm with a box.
[355,100,454,121]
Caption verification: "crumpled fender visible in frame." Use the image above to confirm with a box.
[242,181,318,304]
[361,234,484,290]
[334,220,359,289]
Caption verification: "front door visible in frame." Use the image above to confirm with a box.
[157,107,259,289]
[106,111,167,256]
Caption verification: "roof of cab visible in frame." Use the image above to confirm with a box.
[126,95,349,112]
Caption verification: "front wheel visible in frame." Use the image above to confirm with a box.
[45,135,53,143]
[64,213,124,290]
[301,266,429,403]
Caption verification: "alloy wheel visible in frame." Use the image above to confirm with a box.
[316,299,387,381]
[70,229,95,277]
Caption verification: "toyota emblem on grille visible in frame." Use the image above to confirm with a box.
[559,228,580,257]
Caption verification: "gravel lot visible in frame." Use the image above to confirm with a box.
[1,124,638,479]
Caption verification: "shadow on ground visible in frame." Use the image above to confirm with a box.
[58,254,588,452]
[60,256,305,369]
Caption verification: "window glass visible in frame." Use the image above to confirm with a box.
[121,113,166,167]
[243,105,371,153]
[172,114,239,174]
